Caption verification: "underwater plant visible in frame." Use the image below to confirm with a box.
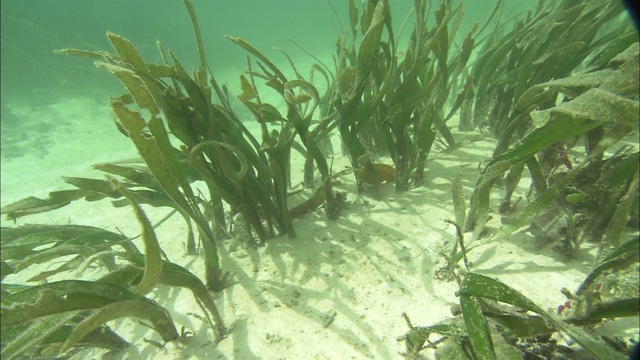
[462,41,639,256]
[407,190,638,358]
[408,3,639,353]
[225,35,343,222]
[459,0,633,134]
[1,179,226,358]
[408,164,640,359]
[41,0,341,291]
[323,0,476,192]
[1,160,204,255]
[447,0,640,256]
[401,243,639,359]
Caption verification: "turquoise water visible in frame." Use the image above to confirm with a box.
[1,1,345,101]
[0,0,532,161]
[0,0,532,104]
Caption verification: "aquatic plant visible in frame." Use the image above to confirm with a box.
[421,0,637,259]
[325,0,475,192]
[458,1,638,253]
[2,160,203,255]
[225,35,343,222]
[43,0,330,292]
[462,41,639,256]
[459,0,633,134]
[402,241,639,359]
[1,179,226,358]
[2,0,360,353]
[421,43,639,351]
[404,229,639,358]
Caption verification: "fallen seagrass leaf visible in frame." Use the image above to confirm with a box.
[356,163,396,185]
[289,185,325,219]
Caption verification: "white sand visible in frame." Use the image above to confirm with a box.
[1,92,636,359]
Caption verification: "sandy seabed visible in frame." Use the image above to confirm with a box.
[1,92,637,360]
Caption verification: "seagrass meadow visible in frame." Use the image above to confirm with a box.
[1,1,639,359]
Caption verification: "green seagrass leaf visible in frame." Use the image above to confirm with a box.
[485,308,554,338]
[284,79,319,125]
[109,101,192,217]
[237,74,257,101]
[110,99,221,287]
[587,30,637,70]
[190,141,249,183]
[225,36,287,82]
[459,294,496,360]
[1,225,129,262]
[337,66,357,99]
[487,115,606,169]
[97,62,160,116]
[243,102,286,123]
[1,280,149,328]
[93,162,161,191]
[465,161,511,236]
[118,252,226,341]
[147,63,175,78]
[586,298,640,320]
[1,311,81,360]
[26,257,85,283]
[14,246,96,273]
[1,190,95,221]
[460,273,626,360]
[138,116,221,286]
[169,51,211,120]
[41,324,130,352]
[62,177,122,197]
[53,48,109,60]
[348,0,358,35]
[460,273,541,314]
[554,88,639,127]
[576,237,639,297]
[609,152,639,190]
[356,1,385,84]
[603,168,639,246]
[61,299,179,352]
[107,32,151,77]
[483,124,632,247]
[110,179,162,296]
[1,261,14,279]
